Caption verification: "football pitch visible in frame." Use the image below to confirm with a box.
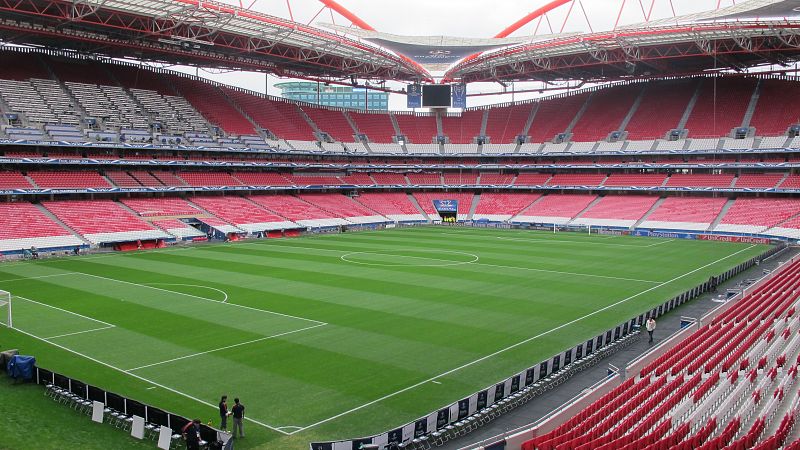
[0,226,769,448]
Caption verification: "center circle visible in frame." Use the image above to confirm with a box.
[340,249,479,267]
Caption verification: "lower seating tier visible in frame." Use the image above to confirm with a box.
[6,193,800,254]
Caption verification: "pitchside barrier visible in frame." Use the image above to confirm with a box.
[28,366,222,445]
[310,243,786,450]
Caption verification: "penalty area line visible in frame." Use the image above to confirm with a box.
[44,325,116,340]
[126,323,327,372]
[287,244,758,434]
[6,326,293,436]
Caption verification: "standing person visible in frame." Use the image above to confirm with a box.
[231,398,245,439]
[218,395,229,431]
[646,317,657,344]
[182,419,202,450]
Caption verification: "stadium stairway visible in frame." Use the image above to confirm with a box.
[508,195,547,222]
[632,197,667,229]
[708,198,736,231]
[468,193,481,221]
[407,193,431,221]
[33,203,89,245]
[567,196,604,223]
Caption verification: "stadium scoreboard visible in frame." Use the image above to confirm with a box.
[407,84,467,108]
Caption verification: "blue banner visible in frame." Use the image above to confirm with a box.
[451,83,467,109]
[433,199,458,213]
[407,84,422,109]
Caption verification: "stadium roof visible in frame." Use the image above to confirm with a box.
[443,0,800,83]
[0,0,431,82]
[319,24,538,72]
[1,0,800,86]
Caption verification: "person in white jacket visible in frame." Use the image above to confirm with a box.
[646,318,656,344]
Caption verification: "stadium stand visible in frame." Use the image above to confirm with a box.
[151,171,188,187]
[733,173,785,189]
[339,173,375,186]
[570,84,641,142]
[573,195,660,228]
[441,110,483,144]
[302,107,355,143]
[288,174,344,186]
[0,202,84,251]
[665,173,735,188]
[42,200,168,244]
[189,196,297,232]
[220,88,314,140]
[0,172,35,189]
[27,171,112,189]
[413,192,475,220]
[178,172,242,187]
[370,172,409,185]
[348,111,397,143]
[354,192,426,222]
[639,197,728,231]
[105,171,142,188]
[170,78,255,135]
[515,173,552,186]
[749,78,800,136]
[234,172,294,187]
[443,172,479,185]
[547,173,607,187]
[119,198,202,217]
[128,171,167,187]
[603,173,667,187]
[683,77,757,138]
[473,193,541,222]
[248,195,350,228]
[479,172,516,185]
[483,103,532,144]
[394,113,438,144]
[298,193,387,224]
[528,93,589,143]
[625,79,697,140]
[513,194,597,225]
[407,172,443,185]
[714,198,800,235]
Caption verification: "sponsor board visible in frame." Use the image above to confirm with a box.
[697,234,771,244]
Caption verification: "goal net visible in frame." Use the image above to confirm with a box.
[0,290,11,328]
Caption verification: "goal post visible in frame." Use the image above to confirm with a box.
[0,290,11,328]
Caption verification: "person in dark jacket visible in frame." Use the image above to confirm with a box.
[183,419,202,450]
[231,398,245,438]
[219,395,230,431]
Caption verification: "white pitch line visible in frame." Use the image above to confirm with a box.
[473,261,662,284]
[6,325,291,435]
[256,243,661,284]
[45,325,116,340]
[14,295,116,328]
[645,239,677,248]
[495,236,658,248]
[127,323,326,372]
[71,272,325,326]
[288,244,758,434]
[144,283,229,303]
[0,272,77,283]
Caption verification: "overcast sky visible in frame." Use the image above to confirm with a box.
[163,0,733,110]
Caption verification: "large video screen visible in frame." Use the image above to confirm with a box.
[422,84,451,107]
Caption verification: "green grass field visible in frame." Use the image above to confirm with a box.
[0,227,768,449]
